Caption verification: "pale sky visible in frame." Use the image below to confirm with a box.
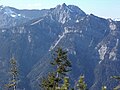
[0,0,120,19]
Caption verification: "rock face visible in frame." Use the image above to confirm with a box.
[0,5,49,28]
[0,3,120,90]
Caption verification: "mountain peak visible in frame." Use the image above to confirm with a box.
[55,3,67,10]
[54,3,86,15]
[51,3,86,24]
[62,3,67,7]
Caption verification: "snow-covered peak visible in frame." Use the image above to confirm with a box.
[0,6,16,16]
[0,6,24,18]
[55,3,72,13]
[55,3,86,15]
[52,3,86,24]
[1,6,15,14]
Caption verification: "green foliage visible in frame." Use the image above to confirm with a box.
[114,86,120,90]
[76,75,87,90]
[6,56,18,90]
[111,76,120,80]
[41,47,72,90]
[111,76,120,90]
[61,77,70,90]
[10,57,18,77]
[41,72,55,90]
[51,47,72,77]
[101,86,107,90]
[41,47,120,90]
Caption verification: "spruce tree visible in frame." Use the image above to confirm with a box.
[76,75,87,90]
[41,47,72,90]
[60,77,70,90]
[6,56,18,90]
[51,47,71,82]
[41,72,57,90]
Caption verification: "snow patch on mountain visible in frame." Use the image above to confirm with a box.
[49,34,64,51]
[11,14,17,17]
[116,38,119,47]
[109,39,119,60]
[76,20,79,23]
[28,35,32,43]
[49,27,83,51]
[109,51,116,60]
[73,51,76,55]
[89,38,94,47]
[54,3,86,24]
[109,19,117,30]
[31,19,43,25]
[109,23,116,30]
[0,6,25,19]
[59,14,69,24]
[113,18,120,21]
[19,27,26,34]
[3,7,16,16]
[1,29,6,32]
[0,6,3,10]
[98,44,107,60]
[18,14,21,17]
[64,6,72,12]
[49,27,75,51]
[49,29,66,51]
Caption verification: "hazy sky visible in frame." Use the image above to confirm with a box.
[0,0,120,19]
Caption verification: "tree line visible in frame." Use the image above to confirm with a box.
[5,47,120,90]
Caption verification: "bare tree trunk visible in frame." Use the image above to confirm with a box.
[13,75,16,90]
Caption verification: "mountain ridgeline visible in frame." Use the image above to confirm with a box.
[0,3,120,90]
